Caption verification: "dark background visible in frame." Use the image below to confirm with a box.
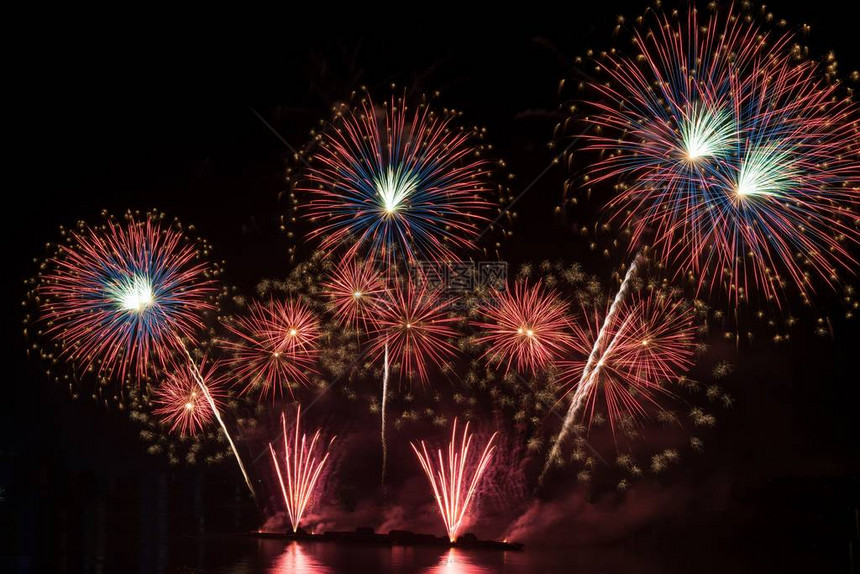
[4,2,859,571]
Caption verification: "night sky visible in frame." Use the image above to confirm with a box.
[5,1,859,571]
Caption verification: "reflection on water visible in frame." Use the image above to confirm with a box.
[423,548,492,574]
[269,542,330,574]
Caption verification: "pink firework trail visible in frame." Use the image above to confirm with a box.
[583,5,860,303]
[39,214,215,381]
[221,299,320,401]
[302,93,494,265]
[411,420,497,542]
[269,406,334,533]
[152,355,227,436]
[474,280,573,376]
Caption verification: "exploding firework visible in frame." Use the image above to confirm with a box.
[299,92,496,264]
[474,280,573,376]
[37,212,216,381]
[577,5,860,304]
[411,419,497,542]
[370,279,459,385]
[269,406,334,533]
[321,256,386,330]
[561,287,697,433]
[152,356,227,436]
[221,299,320,401]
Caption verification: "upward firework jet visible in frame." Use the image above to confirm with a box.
[578,5,860,304]
[301,93,495,265]
[541,256,698,482]
[269,407,334,533]
[541,255,642,481]
[38,213,215,381]
[177,341,257,502]
[411,420,497,543]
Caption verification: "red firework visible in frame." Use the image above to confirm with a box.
[321,257,386,330]
[269,406,334,532]
[561,290,697,433]
[301,93,494,264]
[38,213,215,381]
[221,299,320,401]
[370,279,458,385]
[474,280,573,375]
[152,356,227,436]
[411,419,497,542]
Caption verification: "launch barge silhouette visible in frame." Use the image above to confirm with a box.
[249,526,524,551]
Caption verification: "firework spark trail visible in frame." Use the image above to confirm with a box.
[177,338,257,502]
[411,420,497,543]
[540,253,642,482]
[381,340,389,485]
[269,406,333,532]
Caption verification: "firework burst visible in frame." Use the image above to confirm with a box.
[474,280,573,376]
[269,406,334,533]
[579,5,860,304]
[370,279,459,385]
[221,299,320,401]
[300,93,495,264]
[321,256,386,330]
[411,419,497,542]
[37,212,216,381]
[152,356,227,436]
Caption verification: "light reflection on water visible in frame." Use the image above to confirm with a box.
[422,548,492,574]
[269,542,330,574]
[262,543,501,574]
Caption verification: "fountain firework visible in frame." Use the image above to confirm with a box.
[269,406,334,533]
[411,419,497,542]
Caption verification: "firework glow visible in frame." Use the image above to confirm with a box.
[221,299,320,401]
[269,406,334,533]
[580,5,860,303]
[38,214,215,380]
[411,420,497,542]
[474,280,573,376]
[301,94,495,264]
